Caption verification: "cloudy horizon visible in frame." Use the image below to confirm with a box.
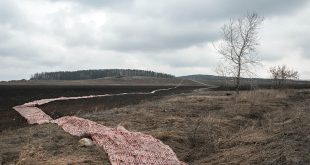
[1,0,310,81]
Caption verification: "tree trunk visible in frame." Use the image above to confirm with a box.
[236,58,241,94]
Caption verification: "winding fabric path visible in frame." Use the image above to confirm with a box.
[13,84,187,165]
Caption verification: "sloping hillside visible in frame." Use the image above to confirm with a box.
[30,69,174,80]
[178,74,225,80]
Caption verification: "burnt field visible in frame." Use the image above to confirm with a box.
[1,79,310,164]
[38,89,310,164]
[0,85,202,132]
[1,88,309,164]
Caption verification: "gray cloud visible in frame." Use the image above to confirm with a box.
[98,20,218,51]
[51,0,133,9]
[0,0,310,80]
[53,0,309,52]
[134,0,308,22]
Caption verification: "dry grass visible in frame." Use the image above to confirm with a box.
[1,89,309,164]
[0,124,110,165]
[236,89,289,104]
[81,89,309,164]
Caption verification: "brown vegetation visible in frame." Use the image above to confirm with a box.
[83,89,310,164]
[0,124,110,164]
[1,88,309,164]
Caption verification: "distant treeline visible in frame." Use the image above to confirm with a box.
[30,69,175,80]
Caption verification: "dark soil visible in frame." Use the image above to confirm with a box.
[1,87,309,164]
[0,85,201,131]
[45,89,310,164]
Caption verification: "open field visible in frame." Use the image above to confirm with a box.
[0,77,199,86]
[195,79,310,91]
[0,85,202,132]
[0,77,205,131]
[2,1,310,164]
[1,86,309,164]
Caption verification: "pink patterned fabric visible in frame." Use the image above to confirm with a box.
[13,88,187,165]
[13,105,52,124]
[53,116,186,165]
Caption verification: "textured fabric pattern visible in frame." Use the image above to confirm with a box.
[13,86,187,165]
[53,116,186,165]
[13,105,52,124]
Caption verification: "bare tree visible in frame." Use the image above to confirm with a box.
[216,12,263,93]
[269,65,299,88]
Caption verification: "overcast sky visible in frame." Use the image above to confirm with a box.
[1,0,310,80]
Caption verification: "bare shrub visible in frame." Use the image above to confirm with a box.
[269,65,299,88]
[185,117,219,162]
